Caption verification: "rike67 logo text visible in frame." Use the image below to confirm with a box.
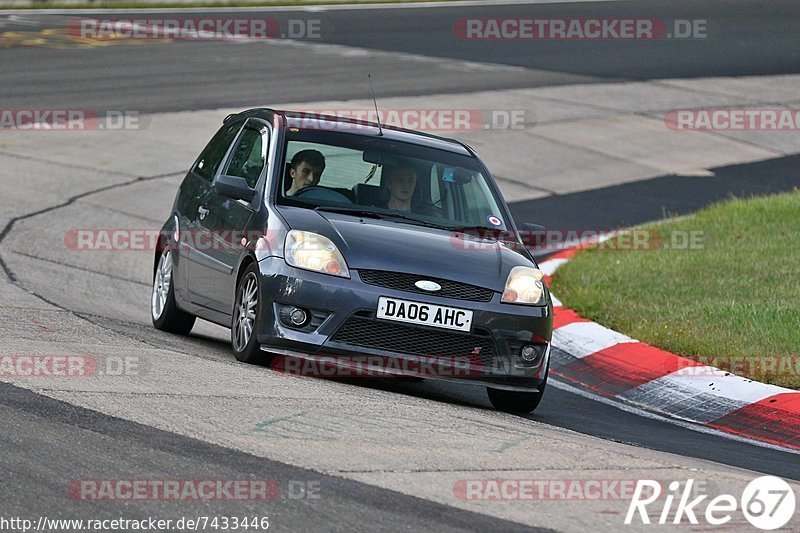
[626,476,795,530]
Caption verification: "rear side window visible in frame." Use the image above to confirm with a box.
[193,120,243,182]
[224,128,265,189]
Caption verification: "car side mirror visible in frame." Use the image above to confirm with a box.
[214,174,256,202]
[520,223,547,251]
[521,223,546,232]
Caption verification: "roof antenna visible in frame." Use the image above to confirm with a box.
[368,73,383,136]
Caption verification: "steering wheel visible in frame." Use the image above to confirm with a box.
[293,186,353,204]
[414,202,443,217]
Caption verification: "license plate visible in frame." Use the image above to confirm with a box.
[376,297,473,332]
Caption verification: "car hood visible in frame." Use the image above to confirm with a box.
[277,206,535,291]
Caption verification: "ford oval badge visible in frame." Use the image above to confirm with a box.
[415,280,441,292]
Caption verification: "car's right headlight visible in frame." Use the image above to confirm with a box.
[284,230,350,278]
[501,266,546,306]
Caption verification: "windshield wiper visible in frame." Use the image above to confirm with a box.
[446,225,502,234]
[444,226,523,244]
[314,205,383,219]
[380,212,447,229]
[314,205,446,229]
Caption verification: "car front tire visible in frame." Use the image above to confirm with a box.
[231,262,266,364]
[151,245,196,335]
[487,371,547,413]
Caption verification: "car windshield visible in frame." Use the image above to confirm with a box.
[276,129,508,231]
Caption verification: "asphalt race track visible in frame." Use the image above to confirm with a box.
[1,0,800,112]
[1,1,799,531]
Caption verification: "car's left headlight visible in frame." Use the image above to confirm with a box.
[284,230,350,278]
[501,266,546,306]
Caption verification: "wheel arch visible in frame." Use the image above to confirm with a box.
[153,217,176,277]
[235,253,258,290]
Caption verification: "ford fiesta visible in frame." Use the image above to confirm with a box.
[151,109,553,412]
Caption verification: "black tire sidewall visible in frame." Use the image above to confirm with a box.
[488,363,548,413]
[152,245,195,335]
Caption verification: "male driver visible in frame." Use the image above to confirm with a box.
[286,149,326,195]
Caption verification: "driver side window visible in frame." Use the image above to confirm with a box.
[194,120,243,182]
[224,128,265,189]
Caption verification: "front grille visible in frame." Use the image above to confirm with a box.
[330,315,495,363]
[358,270,494,302]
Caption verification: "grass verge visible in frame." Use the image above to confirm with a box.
[550,190,800,389]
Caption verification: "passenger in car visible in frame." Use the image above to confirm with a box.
[382,164,418,211]
[286,149,326,195]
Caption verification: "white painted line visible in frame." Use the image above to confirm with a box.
[550,293,562,307]
[0,13,39,25]
[552,320,636,359]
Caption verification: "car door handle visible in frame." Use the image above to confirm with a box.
[198,206,209,220]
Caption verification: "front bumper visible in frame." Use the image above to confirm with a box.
[255,257,553,391]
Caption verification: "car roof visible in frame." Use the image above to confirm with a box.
[224,108,475,157]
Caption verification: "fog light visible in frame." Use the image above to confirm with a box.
[520,345,537,362]
[278,304,325,330]
[289,307,308,327]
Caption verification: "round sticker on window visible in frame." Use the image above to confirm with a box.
[487,215,503,227]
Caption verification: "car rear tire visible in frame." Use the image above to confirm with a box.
[151,246,196,335]
[487,372,547,413]
[231,263,265,364]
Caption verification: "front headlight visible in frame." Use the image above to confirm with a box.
[501,266,546,305]
[284,230,350,278]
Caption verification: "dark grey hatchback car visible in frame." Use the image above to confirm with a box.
[152,108,553,412]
